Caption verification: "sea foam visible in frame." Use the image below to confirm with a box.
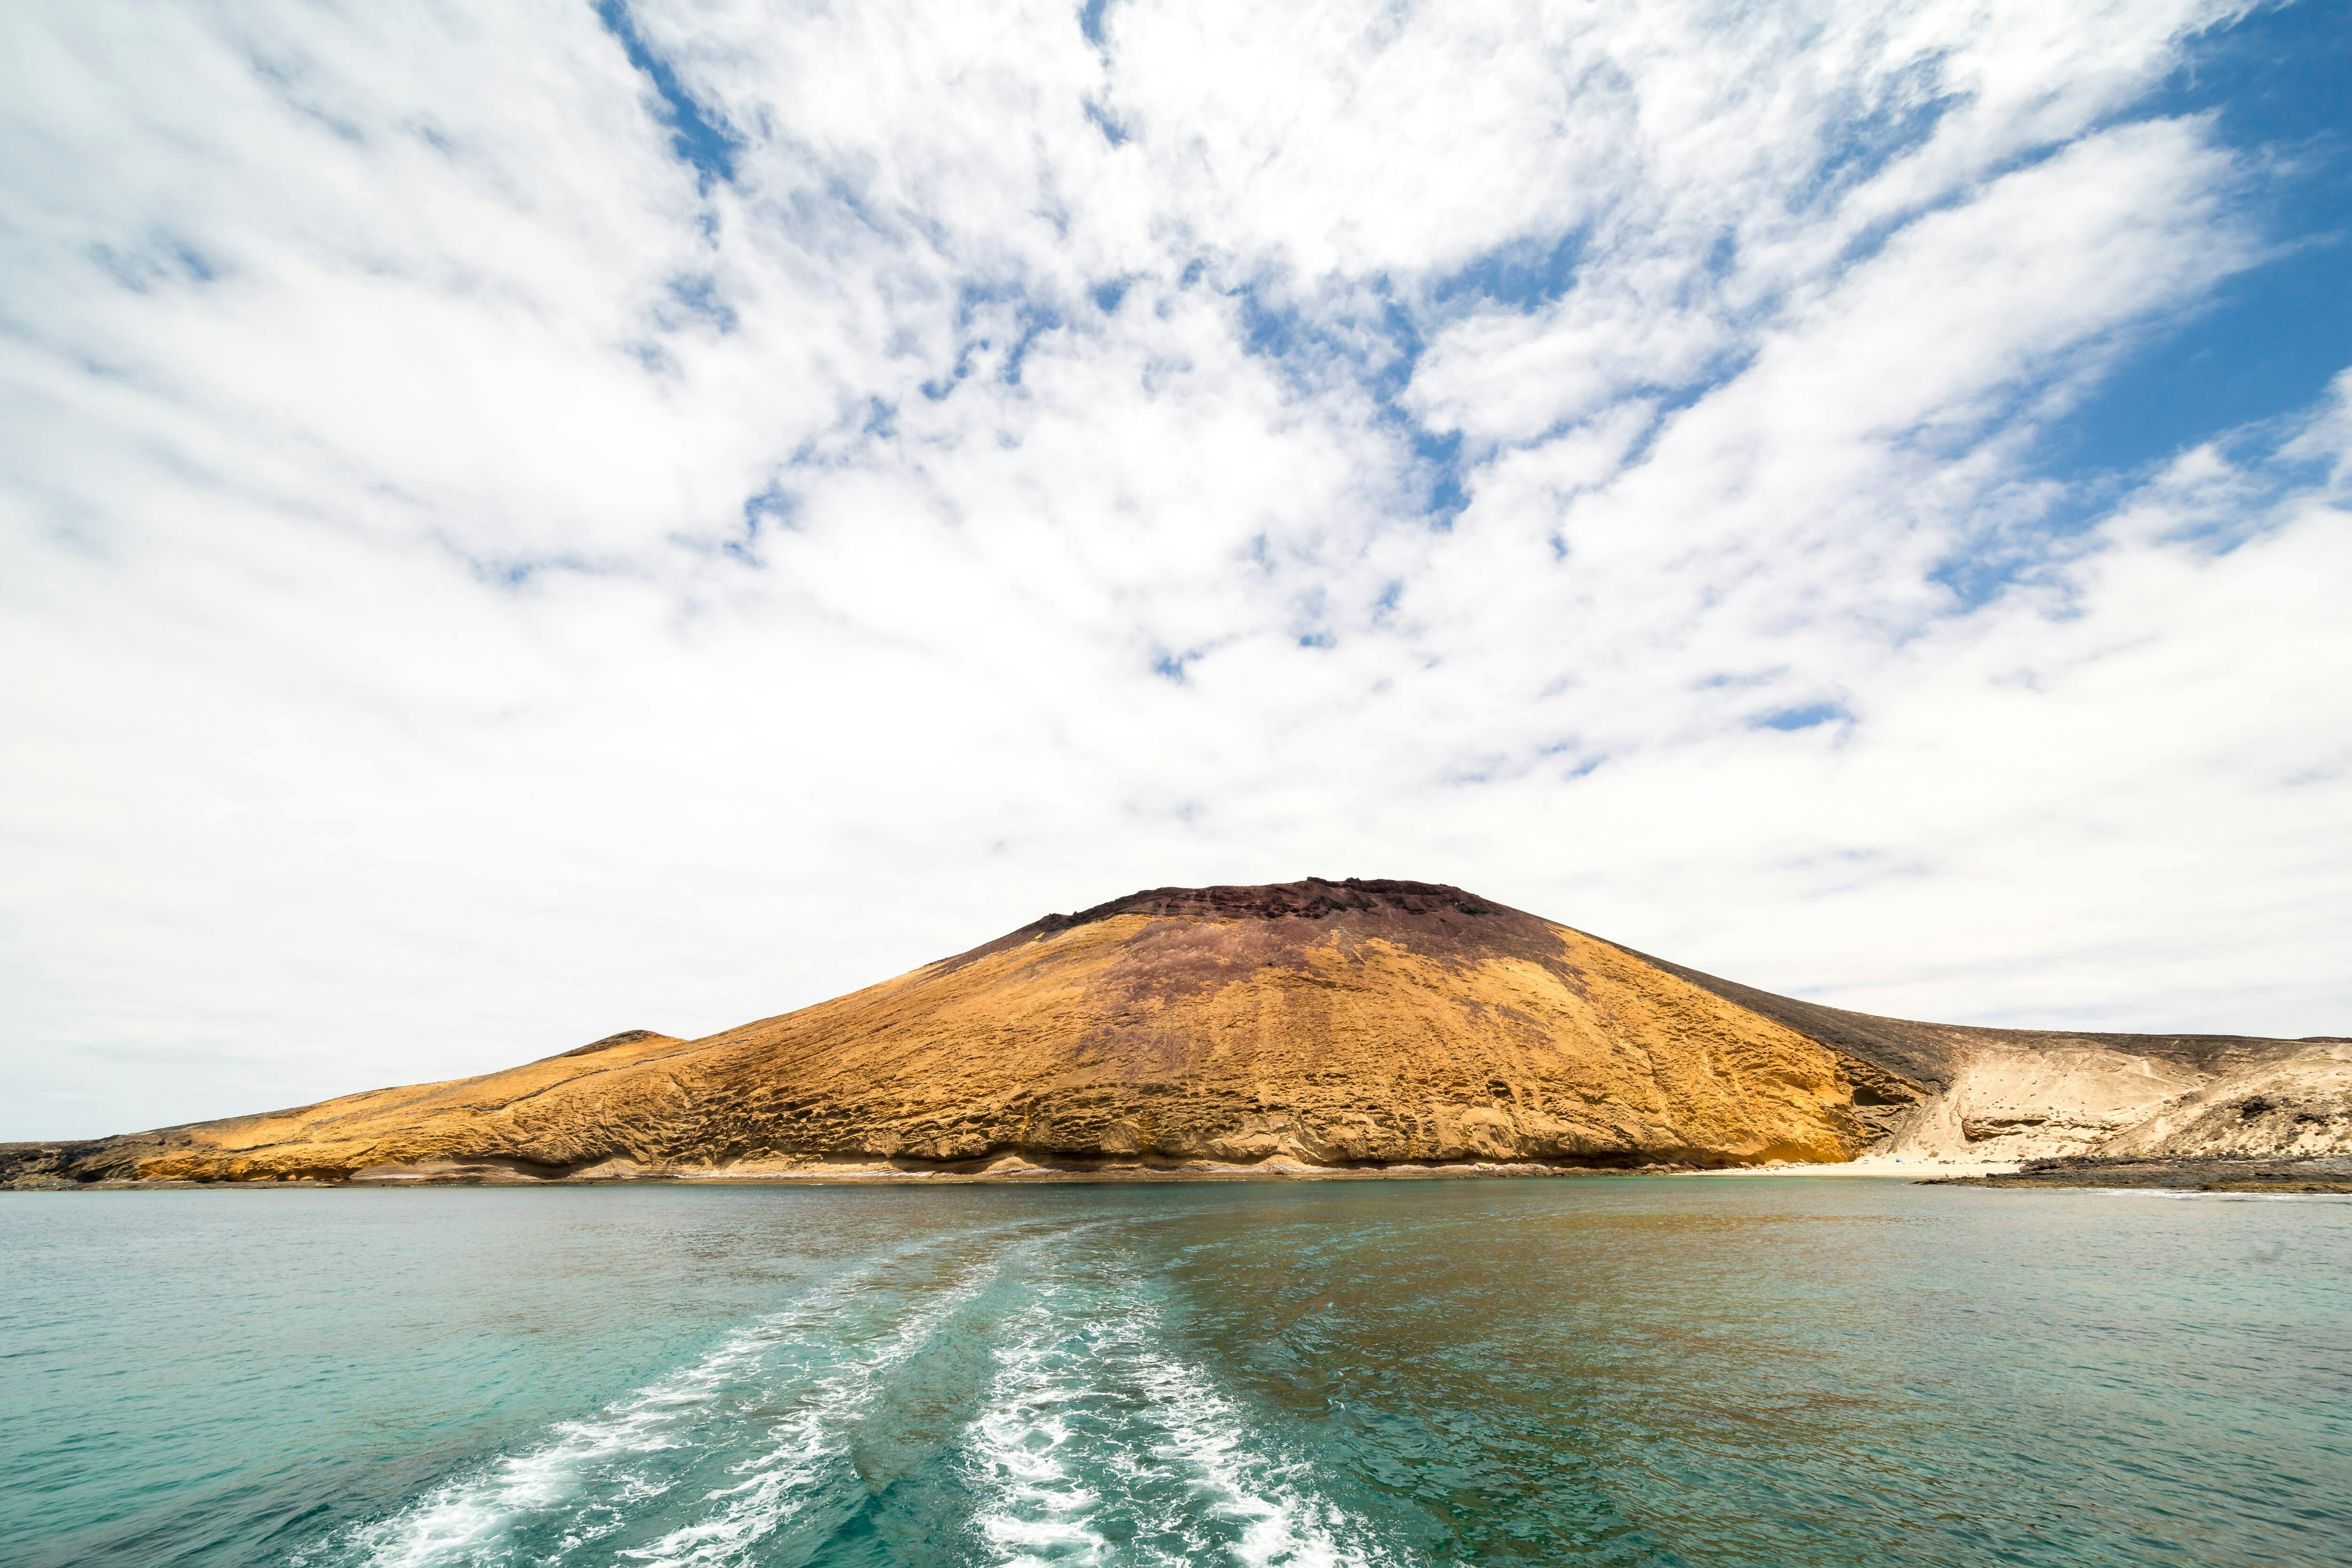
[622,1257,1001,1568]
[316,1228,1023,1568]
[317,1228,1380,1568]
[963,1281,1383,1568]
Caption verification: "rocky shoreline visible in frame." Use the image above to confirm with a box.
[18,1147,2352,1193]
[1922,1154,2352,1194]
[0,1150,1735,1190]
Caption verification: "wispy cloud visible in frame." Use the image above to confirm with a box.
[1,0,2345,1137]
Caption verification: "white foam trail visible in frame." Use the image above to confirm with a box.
[327,1276,866,1568]
[325,1224,1376,1568]
[965,1310,1112,1568]
[323,1225,1032,1568]
[623,1257,1002,1568]
[962,1289,1382,1568]
[1126,1340,1367,1568]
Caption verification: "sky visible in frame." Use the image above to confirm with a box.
[3,0,2348,1141]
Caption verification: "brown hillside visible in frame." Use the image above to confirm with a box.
[5,878,2341,1185]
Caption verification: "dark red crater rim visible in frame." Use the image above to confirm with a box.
[1046,877,1508,930]
[924,878,1542,977]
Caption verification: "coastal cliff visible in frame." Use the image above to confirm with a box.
[5,878,2344,1186]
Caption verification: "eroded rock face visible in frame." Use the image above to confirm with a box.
[5,877,2338,1186]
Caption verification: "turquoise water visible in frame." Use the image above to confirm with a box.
[2,1179,2347,1568]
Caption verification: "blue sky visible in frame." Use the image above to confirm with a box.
[2066,0,2350,466]
[2,0,2348,1138]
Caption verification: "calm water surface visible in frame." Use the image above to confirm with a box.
[2,1178,2347,1568]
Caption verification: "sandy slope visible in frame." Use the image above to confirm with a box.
[4,878,2343,1186]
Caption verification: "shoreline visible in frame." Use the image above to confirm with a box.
[1679,1155,2023,1179]
[1921,1154,2352,1194]
[19,1153,2350,1194]
[4,1152,1997,1191]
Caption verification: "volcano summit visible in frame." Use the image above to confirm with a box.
[6,878,2345,1186]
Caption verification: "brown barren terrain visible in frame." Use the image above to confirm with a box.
[5,878,2344,1186]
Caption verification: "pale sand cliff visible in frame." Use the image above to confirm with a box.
[5,879,2344,1188]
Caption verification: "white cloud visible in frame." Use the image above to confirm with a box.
[0,0,2343,1138]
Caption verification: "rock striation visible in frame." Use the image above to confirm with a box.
[4,878,2344,1186]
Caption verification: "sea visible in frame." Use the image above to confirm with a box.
[2,1176,2347,1568]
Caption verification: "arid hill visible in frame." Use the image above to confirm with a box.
[5,878,2345,1186]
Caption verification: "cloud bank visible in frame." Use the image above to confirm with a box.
[2,0,2347,1137]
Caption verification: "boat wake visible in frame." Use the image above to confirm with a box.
[305,1231,1006,1568]
[964,1282,1379,1568]
[306,1234,1388,1568]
